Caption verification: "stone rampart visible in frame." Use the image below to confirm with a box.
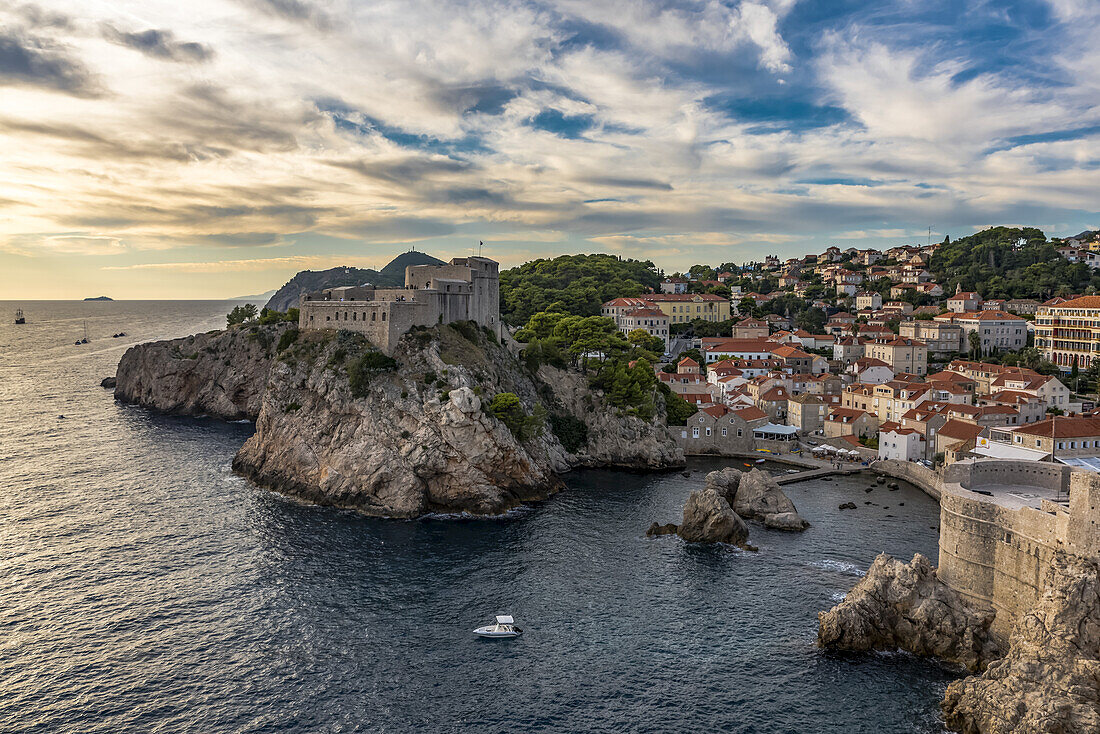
[871,459,943,500]
[936,459,1100,644]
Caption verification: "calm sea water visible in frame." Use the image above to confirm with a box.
[0,301,957,733]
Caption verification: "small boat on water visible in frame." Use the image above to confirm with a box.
[14,309,25,324]
[474,615,522,638]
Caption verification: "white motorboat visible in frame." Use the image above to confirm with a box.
[474,615,522,638]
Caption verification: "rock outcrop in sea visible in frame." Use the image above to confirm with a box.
[941,550,1100,734]
[676,487,750,546]
[647,466,806,546]
[114,322,683,517]
[817,552,1001,673]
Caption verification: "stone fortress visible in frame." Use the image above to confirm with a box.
[931,459,1100,643]
[298,256,500,354]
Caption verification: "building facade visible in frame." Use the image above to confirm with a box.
[1035,295,1100,371]
[298,255,500,354]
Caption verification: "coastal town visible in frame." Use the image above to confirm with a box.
[591,230,1100,473]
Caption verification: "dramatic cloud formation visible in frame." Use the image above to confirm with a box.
[0,0,1097,297]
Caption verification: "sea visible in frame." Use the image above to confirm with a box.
[0,300,959,734]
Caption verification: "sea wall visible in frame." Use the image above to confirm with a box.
[936,460,1100,644]
[871,459,943,501]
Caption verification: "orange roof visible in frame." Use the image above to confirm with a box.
[700,405,730,419]
[759,387,788,401]
[678,356,699,366]
[1043,296,1100,309]
[730,406,768,421]
[624,307,667,318]
[937,419,984,441]
[642,293,728,302]
[1013,416,1100,439]
[949,310,1026,321]
[770,344,812,359]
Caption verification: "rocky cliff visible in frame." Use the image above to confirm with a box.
[116,321,683,517]
[941,551,1100,734]
[114,323,293,420]
[818,553,1001,673]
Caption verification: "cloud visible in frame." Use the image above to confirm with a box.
[0,31,100,96]
[101,254,382,273]
[0,0,1098,296]
[239,0,333,31]
[101,26,214,63]
[733,2,792,74]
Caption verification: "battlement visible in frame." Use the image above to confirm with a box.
[937,459,1100,642]
[297,253,500,354]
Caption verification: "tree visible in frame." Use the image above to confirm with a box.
[498,254,660,325]
[968,331,982,359]
[627,329,663,359]
[227,303,258,326]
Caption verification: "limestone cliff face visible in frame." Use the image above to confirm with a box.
[117,322,683,517]
[817,553,1002,673]
[941,551,1100,734]
[114,323,292,420]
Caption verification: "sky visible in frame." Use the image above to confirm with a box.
[1,0,1098,299]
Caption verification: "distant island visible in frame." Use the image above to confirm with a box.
[83,296,113,301]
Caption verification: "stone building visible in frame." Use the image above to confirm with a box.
[298,255,500,354]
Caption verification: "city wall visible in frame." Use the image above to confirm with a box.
[871,459,943,500]
[936,460,1100,644]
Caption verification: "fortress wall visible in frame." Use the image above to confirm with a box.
[871,459,943,500]
[956,460,1069,493]
[297,300,430,354]
[935,459,1100,644]
[937,491,1061,643]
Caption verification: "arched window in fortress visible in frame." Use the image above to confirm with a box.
[372,312,376,321]
[382,312,386,321]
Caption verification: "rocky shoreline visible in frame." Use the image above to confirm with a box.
[819,550,1100,733]
[114,322,684,517]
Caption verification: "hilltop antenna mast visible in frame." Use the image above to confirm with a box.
[928,226,933,246]
[479,240,483,257]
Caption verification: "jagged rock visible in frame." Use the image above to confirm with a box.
[100,376,116,388]
[733,468,807,530]
[941,551,1100,734]
[839,502,857,510]
[115,323,293,420]
[704,466,742,504]
[817,553,1001,673]
[119,322,683,518]
[677,488,749,546]
[646,522,678,537]
[765,512,809,530]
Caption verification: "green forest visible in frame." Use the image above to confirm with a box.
[930,226,1098,300]
[499,254,661,325]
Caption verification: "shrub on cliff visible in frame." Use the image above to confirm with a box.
[277,328,299,352]
[549,413,588,453]
[489,392,545,441]
[348,352,398,397]
[663,387,697,425]
[227,304,258,326]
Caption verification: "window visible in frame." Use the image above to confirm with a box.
[706,428,712,436]
[692,427,700,438]
[721,428,727,436]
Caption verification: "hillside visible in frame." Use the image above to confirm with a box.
[264,251,444,312]
[379,250,444,281]
[499,253,661,325]
[930,226,1100,300]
